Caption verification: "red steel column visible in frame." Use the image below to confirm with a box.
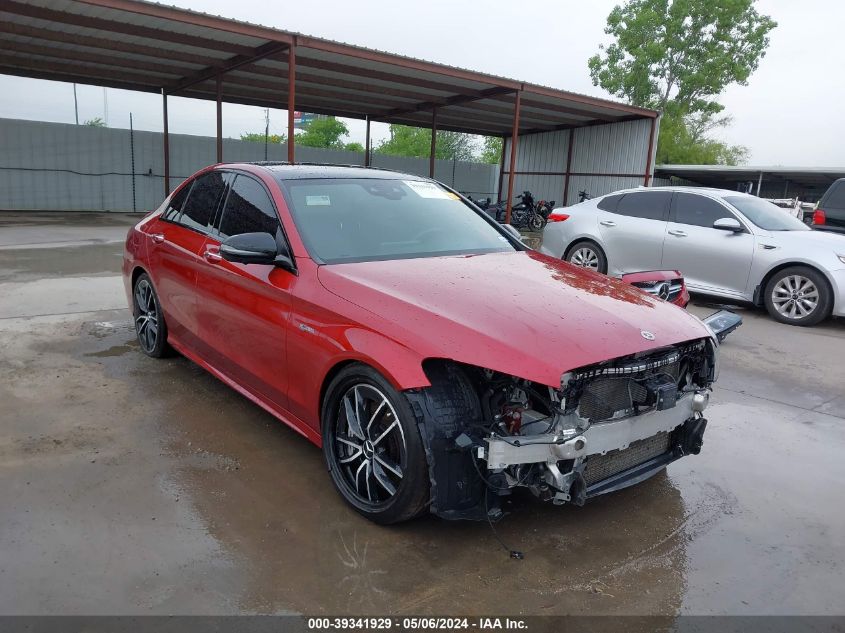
[497,135,506,201]
[429,107,438,178]
[364,115,371,167]
[562,128,575,205]
[287,40,296,163]
[215,75,223,163]
[505,90,521,224]
[643,116,657,186]
[161,88,170,196]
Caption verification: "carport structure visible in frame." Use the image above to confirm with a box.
[0,0,659,218]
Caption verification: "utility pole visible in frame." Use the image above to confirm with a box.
[73,84,79,124]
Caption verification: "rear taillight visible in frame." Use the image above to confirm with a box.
[813,209,826,225]
[548,213,570,223]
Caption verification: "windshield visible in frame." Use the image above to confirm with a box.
[724,196,810,231]
[280,178,517,263]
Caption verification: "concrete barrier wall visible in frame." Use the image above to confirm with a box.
[0,118,500,212]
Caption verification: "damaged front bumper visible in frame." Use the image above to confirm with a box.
[480,392,708,506]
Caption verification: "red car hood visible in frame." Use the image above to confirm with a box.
[317,251,712,387]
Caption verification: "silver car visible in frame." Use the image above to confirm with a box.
[541,186,845,326]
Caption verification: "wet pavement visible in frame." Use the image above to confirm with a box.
[1,212,844,615]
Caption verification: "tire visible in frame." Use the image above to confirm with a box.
[764,266,832,326]
[528,213,546,231]
[321,364,429,524]
[132,273,172,358]
[566,240,608,274]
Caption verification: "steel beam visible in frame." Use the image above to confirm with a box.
[505,90,522,225]
[365,116,371,167]
[162,89,170,197]
[429,108,438,178]
[644,116,657,186]
[287,41,296,164]
[171,41,288,92]
[563,129,575,205]
[216,75,223,163]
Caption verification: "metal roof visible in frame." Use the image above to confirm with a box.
[0,0,658,136]
[655,165,845,187]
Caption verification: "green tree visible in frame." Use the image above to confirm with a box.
[344,142,365,153]
[296,116,351,149]
[240,132,286,144]
[588,0,775,164]
[84,117,106,127]
[376,124,477,161]
[479,136,503,164]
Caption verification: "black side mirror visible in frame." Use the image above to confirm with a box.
[220,232,294,271]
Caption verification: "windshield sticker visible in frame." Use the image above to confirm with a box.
[403,180,450,199]
[305,195,331,206]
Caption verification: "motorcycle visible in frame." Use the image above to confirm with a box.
[578,190,592,202]
[536,199,556,221]
[511,191,547,231]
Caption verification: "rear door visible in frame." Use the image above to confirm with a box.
[145,171,227,346]
[596,190,671,274]
[662,192,755,295]
[194,172,295,409]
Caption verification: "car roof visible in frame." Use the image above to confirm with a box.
[223,162,429,181]
[601,185,753,199]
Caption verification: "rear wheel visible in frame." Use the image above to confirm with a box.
[528,213,546,231]
[322,364,429,524]
[132,273,171,358]
[764,266,832,326]
[566,241,608,274]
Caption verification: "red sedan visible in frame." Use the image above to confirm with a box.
[124,164,718,523]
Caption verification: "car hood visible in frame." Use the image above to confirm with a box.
[317,251,712,387]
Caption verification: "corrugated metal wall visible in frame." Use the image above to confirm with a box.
[502,118,657,207]
[0,118,499,212]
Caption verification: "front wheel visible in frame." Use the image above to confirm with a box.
[321,364,429,524]
[764,266,832,326]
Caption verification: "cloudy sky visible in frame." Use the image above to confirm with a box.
[0,0,841,166]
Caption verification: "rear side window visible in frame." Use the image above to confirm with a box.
[162,182,192,221]
[178,171,227,233]
[597,194,623,212]
[821,180,845,209]
[614,191,671,221]
[217,175,280,238]
[672,192,733,228]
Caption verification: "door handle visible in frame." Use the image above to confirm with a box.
[599,220,616,227]
[668,229,687,237]
[150,233,165,243]
[204,249,223,263]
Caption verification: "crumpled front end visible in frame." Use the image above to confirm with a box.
[479,337,717,509]
[410,337,718,520]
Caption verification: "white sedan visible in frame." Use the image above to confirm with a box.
[541,186,845,326]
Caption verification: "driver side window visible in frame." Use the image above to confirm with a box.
[672,192,735,228]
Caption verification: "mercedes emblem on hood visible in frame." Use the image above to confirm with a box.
[641,330,656,340]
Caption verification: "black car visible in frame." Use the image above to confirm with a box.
[814,178,845,234]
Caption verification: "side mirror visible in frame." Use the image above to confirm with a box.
[221,232,292,269]
[713,217,744,233]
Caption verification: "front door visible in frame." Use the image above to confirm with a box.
[662,192,755,295]
[194,172,294,409]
